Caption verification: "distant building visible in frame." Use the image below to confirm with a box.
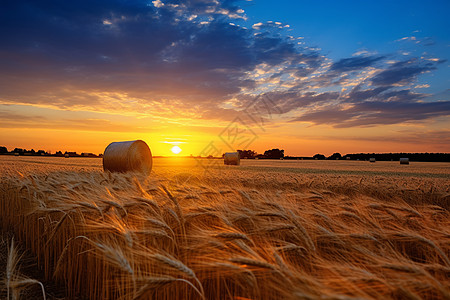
[81,152,97,157]
[65,152,78,157]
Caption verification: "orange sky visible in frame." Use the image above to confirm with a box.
[1,1,449,156]
[1,103,448,157]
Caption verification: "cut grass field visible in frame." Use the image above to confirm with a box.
[0,156,449,299]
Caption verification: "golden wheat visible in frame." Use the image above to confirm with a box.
[0,157,449,299]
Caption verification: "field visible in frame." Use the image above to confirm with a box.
[0,156,449,299]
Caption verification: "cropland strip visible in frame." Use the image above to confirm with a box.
[0,165,449,299]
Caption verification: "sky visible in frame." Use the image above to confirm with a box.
[0,0,449,156]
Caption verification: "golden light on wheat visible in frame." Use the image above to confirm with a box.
[0,156,449,299]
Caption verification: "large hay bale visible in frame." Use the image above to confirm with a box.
[370,158,376,163]
[224,152,240,165]
[103,140,152,174]
[400,158,409,165]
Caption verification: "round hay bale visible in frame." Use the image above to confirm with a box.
[369,158,376,163]
[224,152,240,165]
[400,158,409,165]
[103,140,152,174]
[64,153,69,158]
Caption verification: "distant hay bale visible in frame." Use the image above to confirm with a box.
[64,154,69,158]
[370,158,376,163]
[224,152,240,165]
[400,158,409,165]
[14,152,19,156]
[346,157,351,160]
[103,140,153,174]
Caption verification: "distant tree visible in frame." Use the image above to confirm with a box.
[264,149,284,159]
[55,151,63,157]
[313,154,326,160]
[237,150,257,159]
[0,146,7,153]
[327,152,342,160]
[13,148,24,154]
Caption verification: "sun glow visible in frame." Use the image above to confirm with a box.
[171,145,182,154]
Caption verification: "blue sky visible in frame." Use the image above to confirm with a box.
[242,0,450,92]
[0,0,449,155]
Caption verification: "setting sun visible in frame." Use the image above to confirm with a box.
[171,145,182,154]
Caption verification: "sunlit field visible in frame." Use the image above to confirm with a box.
[1,156,449,299]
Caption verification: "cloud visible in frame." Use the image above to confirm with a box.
[152,0,165,8]
[0,109,150,132]
[395,35,436,46]
[371,60,435,86]
[0,0,448,130]
[293,99,450,128]
[0,110,46,123]
[330,55,385,72]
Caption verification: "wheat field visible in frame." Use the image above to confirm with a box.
[0,156,449,299]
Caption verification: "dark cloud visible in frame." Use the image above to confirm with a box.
[0,1,252,97]
[347,86,427,103]
[294,100,450,128]
[347,85,392,102]
[371,59,435,86]
[330,55,385,72]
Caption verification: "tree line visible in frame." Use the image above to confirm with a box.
[0,146,101,158]
[2,145,449,162]
[234,149,450,162]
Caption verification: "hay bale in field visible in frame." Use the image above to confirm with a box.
[370,158,376,163]
[400,158,409,165]
[64,153,69,158]
[224,152,240,165]
[14,152,19,156]
[103,140,153,174]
